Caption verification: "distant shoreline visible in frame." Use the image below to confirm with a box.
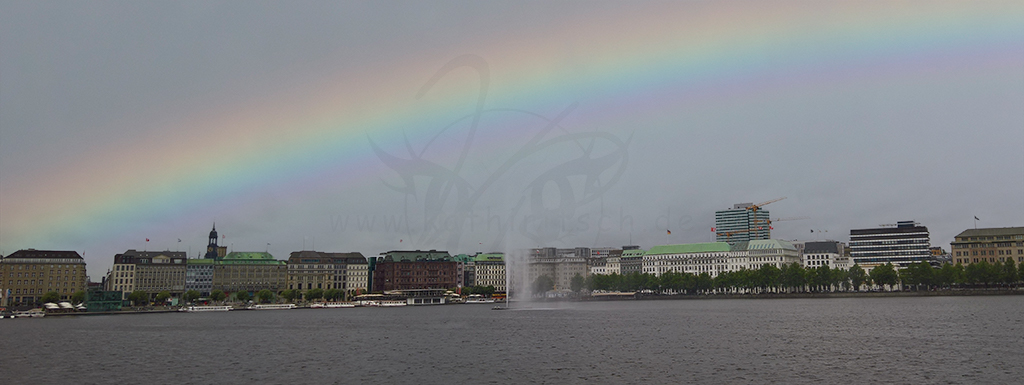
[576,288,1024,301]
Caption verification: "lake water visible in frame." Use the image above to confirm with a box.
[2,296,1022,384]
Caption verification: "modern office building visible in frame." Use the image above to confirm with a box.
[849,221,931,269]
[715,203,770,244]
[107,250,187,300]
[1,249,87,305]
[185,258,214,296]
[950,227,1024,265]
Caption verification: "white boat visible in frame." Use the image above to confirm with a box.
[14,309,46,318]
[465,294,495,304]
[378,300,407,307]
[249,304,296,310]
[312,302,356,308]
[180,305,233,312]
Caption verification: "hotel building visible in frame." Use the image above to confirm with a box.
[950,227,1024,265]
[1,249,87,305]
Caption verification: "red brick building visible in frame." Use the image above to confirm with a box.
[371,250,458,292]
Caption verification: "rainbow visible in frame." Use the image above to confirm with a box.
[2,1,1022,252]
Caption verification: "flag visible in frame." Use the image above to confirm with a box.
[975,216,979,221]
[146,238,149,242]
[178,238,181,242]
[667,230,671,235]
[810,230,814,233]
[711,227,715,232]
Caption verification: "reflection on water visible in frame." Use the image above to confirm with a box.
[2,296,1022,384]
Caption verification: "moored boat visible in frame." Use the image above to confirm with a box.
[180,305,233,312]
[249,304,296,310]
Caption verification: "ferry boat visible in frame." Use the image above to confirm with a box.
[180,305,233,312]
[249,304,296,310]
[311,302,356,309]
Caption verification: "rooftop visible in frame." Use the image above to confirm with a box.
[954,227,1024,240]
[646,243,731,255]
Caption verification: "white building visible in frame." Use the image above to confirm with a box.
[641,240,800,278]
[798,241,850,270]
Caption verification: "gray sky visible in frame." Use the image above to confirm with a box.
[1,1,1022,280]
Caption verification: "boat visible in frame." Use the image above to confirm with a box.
[324,302,356,308]
[14,309,46,318]
[465,294,495,304]
[249,304,296,310]
[378,300,407,307]
[180,305,232,312]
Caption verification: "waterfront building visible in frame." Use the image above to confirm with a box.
[371,250,458,292]
[185,258,214,296]
[849,221,931,269]
[619,246,645,275]
[715,203,771,244]
[643,243,732,277]
[471,253,505,292]
[1,249,87,305]
[796,241,850,269]
[588,248,623,276]
[84,288,123,312]
[212,252,287,294]
[950,227,1024,265]
[737,240,801,270]
[640,240,800,278]
[286,251,367,296]
[525,248,588,292]
[106,250,186,300]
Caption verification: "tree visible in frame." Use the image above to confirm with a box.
[183,290,201,303]
[41,291,61,304]
[532,275,554,295]
[210,290,226,302]
[70,290,87,304]
[155,291,171,304]
[305,288,324,302]
[281,289,298,302]
[570,274,585,293]
[235,291,252,302]
[848,265,867,291]
[870,263,899,290]
[1000,258,1018,285]
[257,289,275,303]
[128,290,149,306]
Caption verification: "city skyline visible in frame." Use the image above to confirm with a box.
[2,1,1022,281]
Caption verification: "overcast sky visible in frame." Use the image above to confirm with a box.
[2,1,1022,280]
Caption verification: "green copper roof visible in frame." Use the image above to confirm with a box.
[219,252,286,265]
[621,249,646,258]
[745,239,797,251]
[473,253,504,262]
[187,258,215,265]
[646,243,731,255]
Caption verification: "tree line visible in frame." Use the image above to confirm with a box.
[531,259,1023,296]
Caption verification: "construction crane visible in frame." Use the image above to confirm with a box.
[715,227,764,239]
[753,216,810,225]
[747,197,786,214]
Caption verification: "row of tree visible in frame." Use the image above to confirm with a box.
[531,259,1023,296]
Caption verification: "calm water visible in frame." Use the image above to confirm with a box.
[2,296,1022,384]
